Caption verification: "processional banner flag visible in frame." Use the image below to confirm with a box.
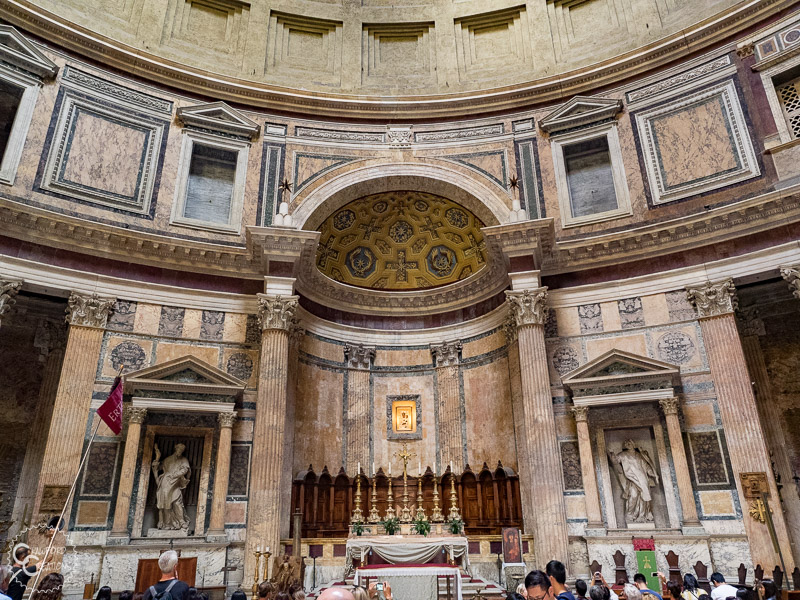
[97,375,124,434]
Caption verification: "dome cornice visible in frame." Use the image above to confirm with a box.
[0,0,791,120]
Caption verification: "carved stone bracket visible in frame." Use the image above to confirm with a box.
[66,292,115,328]
[780,265,800,300]
[572,406,589,423]
[344,344,375,370]
[736,41,755,59]
[126,406,148,425]
[658,397,680,416]
[218,411,237,428]
[430,341,462,368]
[0,278,23,324]
[686,279,737,318]
[505,287,548,328]
[257,294,299,331]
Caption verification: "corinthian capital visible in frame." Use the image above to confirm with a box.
[344,344,375,370]
[257,294,298,331]
[66,292,115,328]
[0,278,23,324]
[431,341,462,368]
[218,411,237,428]
[780,265,800,300]
[686,279,737,318]
[505,287,548,328]
[126,407,148,425]
[659,397,680,416]
[572,406,589,423]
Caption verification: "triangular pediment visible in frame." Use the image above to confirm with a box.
[124,355,245,396]
[177,101,260,139]
[539,95,623,134]
[0,26,58,79]
[561,349,679,390]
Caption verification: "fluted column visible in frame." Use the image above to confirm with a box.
[109,407,148,539]
[431,341,463,472]
[658,398,702,530]
[343,344,375,474]
[687,279,795,571]
[11,320,66,531]
[572,407,604,531]
[245,293,297,582]
[208,411,237,540]
[506,287,569,567]
[0,278,23,327]
[34,292,114,518]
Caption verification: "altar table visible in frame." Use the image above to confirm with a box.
[354,564,462,600]
[344,536,470,578]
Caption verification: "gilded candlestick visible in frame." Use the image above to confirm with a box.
[351,470,364,524]
[252,550,262,599]
[262,550,271,583]
[400,469,412,522]
[448,471,461,521]
[414,474,427,522]
[431,474,445,522]
[368,472,380,522]
[384,474,397,520]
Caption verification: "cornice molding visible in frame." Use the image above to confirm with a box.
[0,0,791,119]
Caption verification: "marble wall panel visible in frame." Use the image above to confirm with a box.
[699,490,736,516]
[374,348,432,367]
[641,294,670,326]
[232,418,253,442]
[228,444,251,497]
[560,440,582,491]
[102,336,154,377]
[462,329,505,359]
[654,325,703,368]
[159,306,185,337]
[709,539,752,578]
[108,300,137,331]
[155,341,220,366]
[555,307,581,336]
[200,310,225,341]
[585,333,647,361]
[133,302,161,335]
[226,500,247,524]
[548,341,583,381]
[293,362,344,473]
[682,402,717,428]
[80,441,119,495]
[183,309,203,339]
[463,358,517,470]
[578,303,604,334]
[76,500,109,525]
[223,312,248,343]
[223,348,259,388]
[300,336,344,363]
[617,297,645,329]
[564,493,587,520]
[688,431,728,485]
[665,290,697,322]
[600,301,622,332]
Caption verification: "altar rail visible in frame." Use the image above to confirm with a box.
[290,463,523,538]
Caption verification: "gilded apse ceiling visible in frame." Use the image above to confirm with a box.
[315,191,487,290]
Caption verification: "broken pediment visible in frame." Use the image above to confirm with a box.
[539,95,623,134]
[0,25,58,80]
[562,349,680,405]
[176,101,260,140]
[123,354,245,397]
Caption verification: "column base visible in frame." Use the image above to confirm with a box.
[584,524,607,537]
[206,530,228,543]
[681,523,706,536]
[106,534,131,546]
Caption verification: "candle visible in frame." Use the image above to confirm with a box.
[372,461,376,476]
[358,461,361,476]
[257,545,261,552]
[266,546,270,554]
[450,461,453,473]
[389,462,392,476]
[418,460,421,477]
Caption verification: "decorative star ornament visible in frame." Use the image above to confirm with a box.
[508,174,519,191]
[279,179,292,195]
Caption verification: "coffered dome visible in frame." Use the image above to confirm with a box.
[315,191,486,291]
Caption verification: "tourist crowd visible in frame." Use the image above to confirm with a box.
[0,547,780,600]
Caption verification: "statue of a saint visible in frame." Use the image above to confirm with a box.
[151,443,191,530]
[271,555,297,592]
[608,439,659,523]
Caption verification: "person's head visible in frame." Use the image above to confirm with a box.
[159,550,179,577]
[623,440,636,451]
[525,570,552,600]
[736,590,749,600]
[351,586,369,600]
[683,575,699,593]
[258,582,276,599]
[231,591,248,600]
[31,573,64,600]
[590,586,606,600]
[317,590,355,600]
[761,580,777,600]
[667,582,682,600]
[175,443,186,456]
[624,584,642,600]
[97,587,113,600]
[292,593,305,600]
[516,583,528,598]
[0,565,11,593]
[633,575,647,589]
[14,544,30,564]
[576,579,588,598]
[119,590,134,600]
[710,574,724,588]
[546,561,567,588]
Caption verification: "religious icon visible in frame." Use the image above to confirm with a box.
[502,527,523,564]
[392,400,417,434]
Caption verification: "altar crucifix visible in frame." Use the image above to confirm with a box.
[393,443,416,522]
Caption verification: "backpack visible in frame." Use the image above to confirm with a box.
[149,579,179,600]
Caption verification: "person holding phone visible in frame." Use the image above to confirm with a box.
[367,582,393,600]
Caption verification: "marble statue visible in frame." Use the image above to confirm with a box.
[151,443,191,530]
[608,439,659,523]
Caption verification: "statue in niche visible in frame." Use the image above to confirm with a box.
[152,443,191,530]
[608,439,659,523]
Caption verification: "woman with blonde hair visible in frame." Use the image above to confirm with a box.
[351,586,369,600]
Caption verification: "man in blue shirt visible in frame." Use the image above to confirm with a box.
[547,561,576,600]
[634,573,663,600]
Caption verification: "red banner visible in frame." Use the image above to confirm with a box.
[96,376,123,434]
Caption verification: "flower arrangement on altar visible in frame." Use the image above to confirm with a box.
[381,516,401,535]
[412,517,431,537]
[447,517,463,535]
[351,520,365,536]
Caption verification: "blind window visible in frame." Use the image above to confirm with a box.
[183,143,238,224]
[563,136,618,219]
[0,79,24,164]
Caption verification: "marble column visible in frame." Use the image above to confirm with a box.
[658,397,703,531]
[572,406,604,531]
[431,341,463,473]
[506,288,570,567]
[245,293,297,581]
[343,344,375,474]
[109,406,148,539]
[208,411,236,540]
[687,279,795,570]
[34,292,115,518]
[0,278,23,327]
[11,320,66,531]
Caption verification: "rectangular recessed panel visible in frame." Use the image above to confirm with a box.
[0,79,23,164]
[563,136,618,218]
[184,143,237,224]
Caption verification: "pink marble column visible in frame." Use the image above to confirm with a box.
[431,341,463,473]
[245,294,297,582]
[572,406,604,530]
[208,411,236,539]
[687,279,795,571]
[109,407,148,538]
[344,344,375,474]
[658,398,702,529]
[506,288,570,568]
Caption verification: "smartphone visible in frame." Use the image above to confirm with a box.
[594,572,602,582]
[651,573,659,578]
[376,583,384,592]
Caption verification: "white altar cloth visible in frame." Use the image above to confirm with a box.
[354,565,462,600]
[344,536,470,578]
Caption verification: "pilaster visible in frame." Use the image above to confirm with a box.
[687,280,794,571]
[109,406,148,541]
[344,344,375,474]
[431,341,463,472]
[208,411,236,541]
[572,406,605,534]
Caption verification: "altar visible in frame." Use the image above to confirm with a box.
[344,535,470,577]
[354,564,462,600]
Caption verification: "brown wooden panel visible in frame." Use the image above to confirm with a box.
[135,557,197,593]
